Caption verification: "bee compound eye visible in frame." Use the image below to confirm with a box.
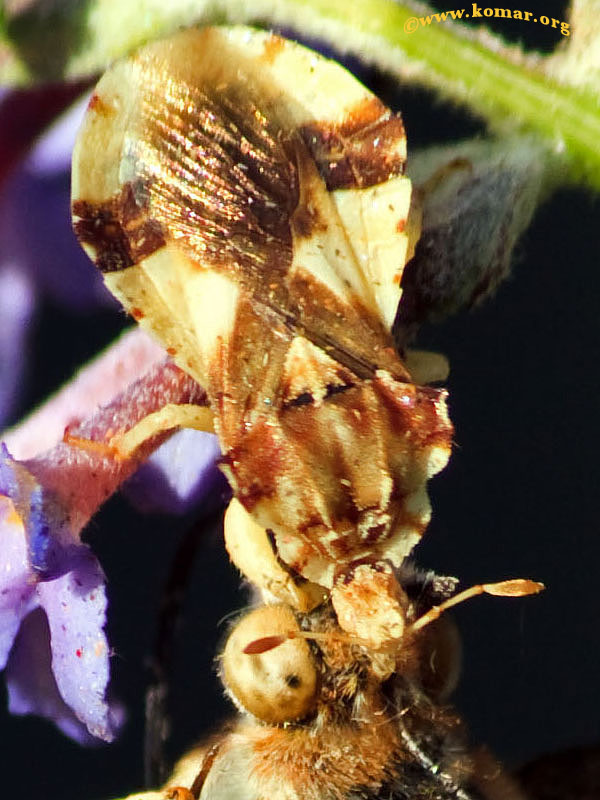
[221,605,319,724]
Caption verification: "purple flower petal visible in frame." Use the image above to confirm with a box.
[25,94,89,176]
[6,608,98,744]
[124,428,226,514]
[0,336,213,742]
[37,550,119,741]
[0,446,120,740]
[0,496,36,669]
[0,266,34,427]
[1,160,111,310]
[0,443,79,578]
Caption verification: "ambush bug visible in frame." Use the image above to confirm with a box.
[71,26,542,799]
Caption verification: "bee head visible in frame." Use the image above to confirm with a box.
[220,604,319,725]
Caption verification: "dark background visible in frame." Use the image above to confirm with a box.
[2,2,599,797]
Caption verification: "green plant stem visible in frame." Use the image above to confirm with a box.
[1,0,598,188]
[283,0,598,189]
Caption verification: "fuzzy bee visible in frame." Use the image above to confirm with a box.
[160,574,531,800]
[70,27,542,800]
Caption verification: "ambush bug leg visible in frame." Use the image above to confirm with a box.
[405,349,450,384]
[63,404,214,461]
[108,403,215,459]
[224,498,326,612]
[62,426,123,460]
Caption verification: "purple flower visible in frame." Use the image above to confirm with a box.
[0,81,226,742]
[0,88,112,428]
[0,329,224,741]
[124,429,223,515]
[0,448,118,742]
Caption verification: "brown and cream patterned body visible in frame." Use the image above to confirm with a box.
[72,27,452,623]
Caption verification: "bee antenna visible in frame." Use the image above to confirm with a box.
[242,628,358,655]
[242,579,545,654]
[409,578,545,633]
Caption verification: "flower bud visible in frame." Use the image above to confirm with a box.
[396,135,547,344]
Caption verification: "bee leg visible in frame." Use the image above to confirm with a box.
[164,788,195,800]
[162,740,223,800]
[396,709,481,800]
[470,746,529,800]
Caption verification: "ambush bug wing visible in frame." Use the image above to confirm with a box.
[72,27,452,589]
[71,25,411,381]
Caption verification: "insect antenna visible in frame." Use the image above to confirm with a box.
[409,579,544,633]
[243,579,543,655]
[242,626,360,655]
